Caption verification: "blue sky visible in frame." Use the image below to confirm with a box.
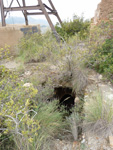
[2,0,101,23]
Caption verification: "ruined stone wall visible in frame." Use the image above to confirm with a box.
[0,24,40,54]
[93,0,113,24]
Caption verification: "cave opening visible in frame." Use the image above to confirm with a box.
[54,87,76,113]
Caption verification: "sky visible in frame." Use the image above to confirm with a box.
[2,0,101,24]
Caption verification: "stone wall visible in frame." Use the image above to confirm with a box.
[0,24,40,54]
[93,0,113,24]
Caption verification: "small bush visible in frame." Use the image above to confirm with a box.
[0,133,15,150]
[0,65,68,150]
[88,38,113,82]
[55,15,90,40]
[17,31,65,63]
[0,45,10,60]
[59,44,88,94]
[84,92,113,138]
[0,65,39,149]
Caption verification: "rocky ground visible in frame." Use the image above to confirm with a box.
[1,58,113,150]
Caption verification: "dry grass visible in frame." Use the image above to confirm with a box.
[83,92,113,138]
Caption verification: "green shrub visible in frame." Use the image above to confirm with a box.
[0,65,68,150]
[88,38,113,82]
[55,15,90,40]
[0,45,10,60]
[17,31,65,63]
[0,65,39,149]
[84,92,113,138]
[0,133,15,150]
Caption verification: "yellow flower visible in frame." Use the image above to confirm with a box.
[25,99,30,107]
[4,129,8,134]
[28,138,33,143]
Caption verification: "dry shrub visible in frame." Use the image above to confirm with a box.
[72,67,88,94]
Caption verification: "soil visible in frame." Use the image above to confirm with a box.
[1,58,113,150]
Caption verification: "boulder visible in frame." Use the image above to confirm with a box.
[93,0,113,25]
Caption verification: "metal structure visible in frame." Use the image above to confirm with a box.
[0,0,62,33]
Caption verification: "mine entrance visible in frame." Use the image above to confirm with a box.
[54,87,76,112]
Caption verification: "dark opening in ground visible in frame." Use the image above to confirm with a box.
[47,86,83,140]
[54,87,76,113]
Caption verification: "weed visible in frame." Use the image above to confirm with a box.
[31,100,66,150]
[83,91,113,138]
[0,45,10,60]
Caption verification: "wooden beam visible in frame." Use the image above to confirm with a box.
[44,4,53,12]
[22,0,28,25]
[38,0,56,32]
[0,0,62,41]
[4,6,41,11]
[27,12,56,15]
[0,0,6,26]
[38,0,60,42]
[48,0,62,25]
[5,0,14,18]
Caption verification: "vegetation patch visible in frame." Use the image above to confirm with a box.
[83,92,113,138]
[55,15,90,40]
[2,14,113,149]
[88,38,113,82]
[17,31,67,63]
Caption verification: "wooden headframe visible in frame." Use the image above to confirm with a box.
[0,0,62,33]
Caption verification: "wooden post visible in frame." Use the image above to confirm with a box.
[38,0,60,41]
[0,0,62,41]
[38,0,56,32]
[48,0,62,25]
[0,0,6,26]
[22,0,28,25]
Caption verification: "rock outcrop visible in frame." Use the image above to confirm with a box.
[93,0,113,24]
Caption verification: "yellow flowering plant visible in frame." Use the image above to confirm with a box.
[0,65,40,149]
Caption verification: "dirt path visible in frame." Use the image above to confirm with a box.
[0,59,21,70]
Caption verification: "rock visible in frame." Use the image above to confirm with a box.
[74,97,80,103]
[85,70,113,103]
[81,139,85,144]
[24,71,31,76]
[72,141,79,149]
[86,134,110,150]
[99,75,103,80]
[93,0,113,25]
[0,60,20,69]
[107,94,113,101]
[84,70,113,149]
[23,83,33,87]
[52,139,73,150]
[50,65,58,71]
[109,136,113,147]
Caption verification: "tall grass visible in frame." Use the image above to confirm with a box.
[84,92,113,137]
[13,100,66,150]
